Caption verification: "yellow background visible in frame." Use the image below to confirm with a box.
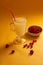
[0,0,43,65]
[0,0,43,15]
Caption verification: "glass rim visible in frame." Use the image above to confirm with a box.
[14,17,27,23]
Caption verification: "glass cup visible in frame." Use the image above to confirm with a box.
[10,17,27,44]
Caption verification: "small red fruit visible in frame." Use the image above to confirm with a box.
[5,44,9,48]
[27,45,29,48]
[30,45,33,48]
[32,40,37,43]
[29,50,34,55]
[29,43,32,45]
[23,44,27,48]
[10,50,15,54]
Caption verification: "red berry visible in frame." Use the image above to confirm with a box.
[23,44,27,48]
[30,45,33,48]
[32,40,37,43]
[29,43,32,46]
[32,42,34,45]
[5,44,9,48]
[28,43,33,48]
[27,45,29,48]
[10,50,15,54]
[29,50,34,55]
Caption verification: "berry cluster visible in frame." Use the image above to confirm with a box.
[23,40,37,55]
[28,26,42,33]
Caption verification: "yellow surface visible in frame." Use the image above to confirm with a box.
[0,13,43,65]
[0,0,43,65]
